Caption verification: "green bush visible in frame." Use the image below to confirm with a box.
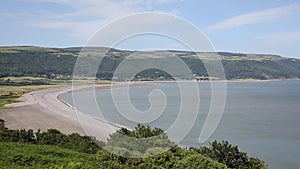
[0,142,100,169]
[192,140,267,169]
[0,119,266,168]
[0,120,102,154]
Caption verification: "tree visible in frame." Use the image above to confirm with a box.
[106,124,174,157]
[37,129,67,145]
[191,140,267,169]
[0,119,6,131]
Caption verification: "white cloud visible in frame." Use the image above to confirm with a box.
[14,0,183,40]
[208,3,300,30]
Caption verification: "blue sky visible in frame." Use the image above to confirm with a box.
[1,0,300,58]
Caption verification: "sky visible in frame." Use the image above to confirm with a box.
[1,0,300,58]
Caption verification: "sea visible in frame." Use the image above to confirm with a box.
[59,80,300,169]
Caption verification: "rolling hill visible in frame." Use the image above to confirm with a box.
[0,46,300,80]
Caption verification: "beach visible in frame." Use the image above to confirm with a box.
[0,82,155,141]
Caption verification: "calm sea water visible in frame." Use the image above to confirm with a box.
[59,81,300,169]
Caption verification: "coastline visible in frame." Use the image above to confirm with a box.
[153,78,300,83]
[0,82,157,142]
[0,79,297,141]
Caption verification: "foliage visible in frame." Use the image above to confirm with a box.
[0,83,58,109]
[106,124,174,157]
[0,119,267,168]
[191,140,267,169]
[142,146,228,169]
[0,142,100,169]
[0,78,50,86]
[102,124,228,168]
[98,145,228,169]
[0,120,102,154]
[0,95,20,108]
[222,60,300,79]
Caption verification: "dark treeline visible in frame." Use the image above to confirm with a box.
[0,119,102,154]
[0,78,50,86]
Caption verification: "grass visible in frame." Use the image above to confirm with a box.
[1,76,49,81]
[0,95,20,108]
[0,142,100,169]
[0,76,67,108]
[0,85,59,109]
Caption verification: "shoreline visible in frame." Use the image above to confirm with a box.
[0,82,157,141]
[0,79,298,141]
[153,78,300,83]
[58,88,128,130]
[59,81,159,130]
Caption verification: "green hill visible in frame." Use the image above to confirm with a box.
[1,46,299,80]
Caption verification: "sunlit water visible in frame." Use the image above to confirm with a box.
[59,81,300,169]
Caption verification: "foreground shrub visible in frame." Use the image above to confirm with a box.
[191,140,267,169]
[0,119,266,168]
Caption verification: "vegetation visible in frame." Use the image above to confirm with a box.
[0,46,300,80]
[222,59,300,79]
[0,76,70,108]
[0,142,100,169]
[0,76,111,108]
[191,141,267,169]
[0,94,20,108]
[105,124,174,158]
[0,76,51,86]
[0,82,57,109]
[0,120,103,154]
[0,119,267,168]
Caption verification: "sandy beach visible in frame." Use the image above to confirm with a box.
[0,82,155,141]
